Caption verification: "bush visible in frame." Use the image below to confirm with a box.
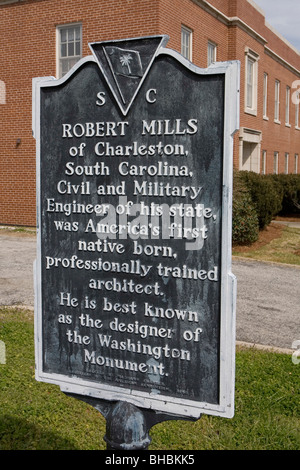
[232,171,300,246]
[238,171,282,229]
[232,171,259,245]
[269,174,300,216]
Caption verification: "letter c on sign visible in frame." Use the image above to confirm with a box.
[146,89,157,103]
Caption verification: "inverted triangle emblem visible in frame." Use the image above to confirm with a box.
[89,35,169,115]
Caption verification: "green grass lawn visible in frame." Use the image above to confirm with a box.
[0,307,299,450]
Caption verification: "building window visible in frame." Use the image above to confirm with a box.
[207,41,217,66]
[262,150,267,174]
[274,152,279,174]
[295,154,299,174]
[181,26,192,61]
[0,80,5,105]
[295,93,300,128]
[263,73,268,119]
[239,128,262,173]
[274,80,280,122]
[57,24,82,78]
[245,49,259,115]
[285,153,289,174]
[285,86,290,126]
[246,58,254,108]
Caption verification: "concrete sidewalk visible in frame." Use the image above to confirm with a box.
[0,231,36,308]
[272,220,300,229]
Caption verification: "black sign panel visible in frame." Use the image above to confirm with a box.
[34,36,238,418]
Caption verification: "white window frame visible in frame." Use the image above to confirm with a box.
[56,23,82,78]
[295,154,299,174]
[295,93,300,129]
[285,86,291,126]
[239,127,262,173]
[207,41,217,66]
[181,26,193,61]
[274,151,279,174]
[245,48,259,116]
[274,80,280,123]
[0,80,6,105]
[285,153,289,174]
[263,73,268,119]
[261,150,267,174]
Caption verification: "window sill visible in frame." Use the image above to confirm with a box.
[245,108,257,117]
[285,123,291,128]
[274,119,281,125]
[263,116,269,121]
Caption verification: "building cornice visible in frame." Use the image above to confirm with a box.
[265,46,300,77]
[265,21,300,56]
[0,0,24,4]
[192,0,266,45]
[229,16,267,46]
[192,0,299,75]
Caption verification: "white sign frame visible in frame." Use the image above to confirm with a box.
[33,43,239,420]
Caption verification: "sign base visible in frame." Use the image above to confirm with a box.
[65,393,197,450]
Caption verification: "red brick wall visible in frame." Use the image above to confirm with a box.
[1,0,299,226]
[0,0,161,226]
[158,0,229,68]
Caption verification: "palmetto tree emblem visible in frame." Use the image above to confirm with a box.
[120,53,133,74]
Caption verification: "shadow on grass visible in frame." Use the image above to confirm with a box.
[0,415,78,450]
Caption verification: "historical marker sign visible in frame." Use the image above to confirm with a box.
[33,36,239,419]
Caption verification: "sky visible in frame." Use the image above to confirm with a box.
[253,0,300,52]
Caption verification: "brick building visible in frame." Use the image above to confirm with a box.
[1,0,299,226]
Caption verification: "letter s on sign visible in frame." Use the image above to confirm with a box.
[96,92,106,106]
